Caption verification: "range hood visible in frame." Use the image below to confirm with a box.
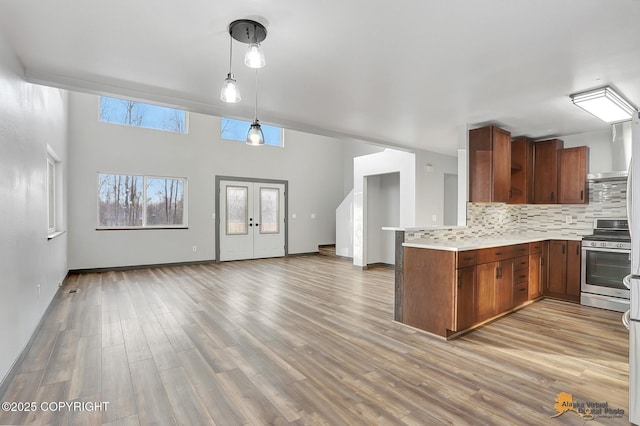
[587,121,632,182]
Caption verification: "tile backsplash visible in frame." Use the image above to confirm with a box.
[407,180,627,242]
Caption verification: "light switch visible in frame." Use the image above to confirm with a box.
[311,213,316,219]
[292,213,297,219]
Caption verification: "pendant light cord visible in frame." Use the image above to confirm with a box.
[254,69,259,121]
[228,34,233,74]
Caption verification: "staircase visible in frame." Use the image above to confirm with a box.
[318,244,336,257]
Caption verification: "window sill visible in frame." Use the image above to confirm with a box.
[47,231,65,240]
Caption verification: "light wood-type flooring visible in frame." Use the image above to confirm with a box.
[0,255,631,425]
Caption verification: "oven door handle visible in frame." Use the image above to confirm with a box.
[582,247,631,254]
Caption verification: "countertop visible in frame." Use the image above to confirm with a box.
[403,233,583,252]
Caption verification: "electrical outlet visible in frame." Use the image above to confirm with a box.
[311,213,316,219]
[565,215,572,224]
[292,213,297,219]
[192,245,197,252]
[432,214,437,222]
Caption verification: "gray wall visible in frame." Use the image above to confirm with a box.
[0,33,69,383]
[415,150,459,226]
[68,92,348,269]
[366,173,400,265]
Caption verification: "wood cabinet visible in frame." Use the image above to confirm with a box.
[528,241,548,300]
[455,266,476,331]
[545,240,581,302]
[509,138,534,204]
[469,125,511,203]
[533,139,563,203]
[558,147,589,204]
[401,240,552,339]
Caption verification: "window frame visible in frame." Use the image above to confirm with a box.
[96,172,189,230]
[220,117,284,147]
[98,96,189,134]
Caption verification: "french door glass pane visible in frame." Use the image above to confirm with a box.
[226,186,248,235]
[260,187,279,234]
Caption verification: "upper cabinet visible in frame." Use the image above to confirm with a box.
[469,125,511,203]
[533,139,563,203]
[558,146,589,204]
[509,138,534,204]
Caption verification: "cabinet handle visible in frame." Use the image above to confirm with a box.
[463,256,473,261]
[562,244,565,254]
[496,252,502,256]
[509,189,513,199]
[580,190,584,200]
[576,244,580,255]
[458,276,462,289]
[496,266,502,279]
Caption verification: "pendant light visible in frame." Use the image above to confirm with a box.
[247,69,265,145]
[220,35,240,103]
[229,19,267,69]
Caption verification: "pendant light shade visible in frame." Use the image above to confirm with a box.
[245,43,265,69]
[220,73,241,103]
[246,119,265,145]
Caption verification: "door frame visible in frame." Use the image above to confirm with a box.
[215,175,289,262]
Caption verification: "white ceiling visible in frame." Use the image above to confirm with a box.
[1,0,639,155]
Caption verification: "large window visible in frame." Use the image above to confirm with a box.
[99,96,187,133]
[221,117,283,147]
[98,173,187,228]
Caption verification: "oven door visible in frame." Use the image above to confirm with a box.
[581,246,631,299]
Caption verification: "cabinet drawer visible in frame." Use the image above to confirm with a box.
[513,255,529,271]
[512,243,529,257]
[513,268,529,284]
[477,246,514,264]
[529,241,543,254]
[457,250,477,268]
[514,283,528,306]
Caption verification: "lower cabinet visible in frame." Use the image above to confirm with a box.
[528,241,548,300]
[401,239,579,339]
[545,240,581,302]
[455,266,476,331]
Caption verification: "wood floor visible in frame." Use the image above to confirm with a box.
[0,255,630,425]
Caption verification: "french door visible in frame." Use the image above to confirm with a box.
[218,179,286,261]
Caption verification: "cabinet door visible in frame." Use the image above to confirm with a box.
[476,262,497,322]
[469,125,511,203]
[566,241,582,300]
[455,266,476,331]
[547,240,568,295]
[533,139,563,204]
[528,253,542,299]
[558,147,589,204]
[509,138,533,204]
[495,259,514,313]
[492,127,512,203]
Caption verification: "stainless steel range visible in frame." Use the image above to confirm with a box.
[581,218,631,312]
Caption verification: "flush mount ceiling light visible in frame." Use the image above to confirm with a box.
[230,19,267,69]
[570,86,636,123]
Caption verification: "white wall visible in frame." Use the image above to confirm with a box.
[0,33,68,384]
[353,150,415,267]
[366,173,399,265]
[68,92,345,269]
[414,150,458,226]
[559,127,612,174]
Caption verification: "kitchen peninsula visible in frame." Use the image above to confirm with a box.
[399,234,582,339]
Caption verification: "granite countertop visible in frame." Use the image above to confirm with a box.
[403,233,583,252]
